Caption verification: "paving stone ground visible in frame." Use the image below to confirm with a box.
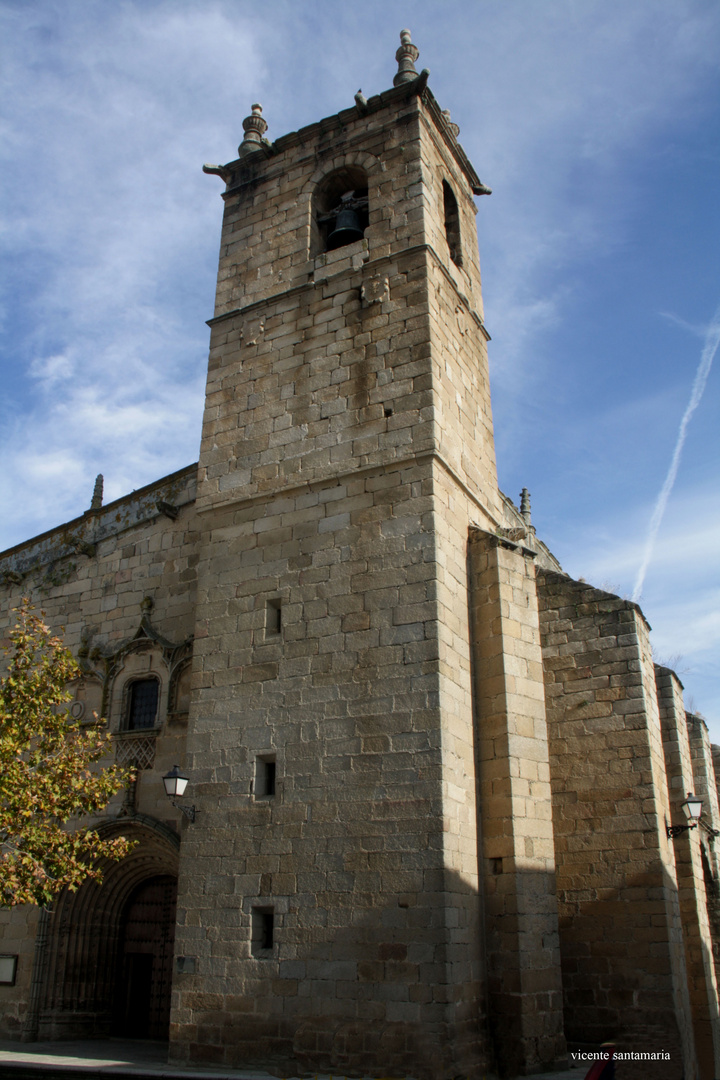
[0,1038,588,1080]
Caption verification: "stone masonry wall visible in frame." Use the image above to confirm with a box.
[689,716,720,1030]
[428,260,500,522]
[173,460,483,1077]
[199,86,498,520]
[537,572,695,1080]
[171,77,504,1077]
[688,715,720,879]
[199,244,436,508]
[656,666,720,1079]
[430,465,496,1075]
[0,465,199,1038]
[469,532,565,1076]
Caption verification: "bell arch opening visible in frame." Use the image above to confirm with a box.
[311,166,369,256]
[24,818,179,1043]
[442,179,462,267]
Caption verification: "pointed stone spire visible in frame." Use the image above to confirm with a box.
[90,474,104,511]
[238,103,268,158]
[394,29,419,86]
[520,488,532,527]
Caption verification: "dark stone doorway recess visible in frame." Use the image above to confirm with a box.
[22,819,181,1043]
[116,875,177,1040]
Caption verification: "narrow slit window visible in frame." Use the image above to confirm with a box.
[251,908,274,955]
[266,598,282,637]
[127,679,159,730]
[255,755,277,798]
[443,180,462,267]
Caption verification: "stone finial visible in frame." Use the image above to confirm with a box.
[90,474,103,511]
[394,29,420,86]
[442,109,460,139]
[238,103,268,158]
[520,488,532,527]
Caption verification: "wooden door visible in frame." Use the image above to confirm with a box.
[116,875,177,1039]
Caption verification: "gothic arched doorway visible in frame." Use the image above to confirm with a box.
[24,816,180,1042]
[116,875,177,1039]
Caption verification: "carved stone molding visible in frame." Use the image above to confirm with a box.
[114,732,158,771]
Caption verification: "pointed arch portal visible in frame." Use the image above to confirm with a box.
[24,817,179,1042]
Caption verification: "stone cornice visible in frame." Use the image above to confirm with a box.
[196,447,503,532]
[209,76,488,202]
[207,244,490,340]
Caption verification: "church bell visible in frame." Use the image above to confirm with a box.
[327,207,364,250]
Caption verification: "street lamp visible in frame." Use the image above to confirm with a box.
[667,792,703,838]
[163,765,196,823]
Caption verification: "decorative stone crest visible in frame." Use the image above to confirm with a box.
[394,29,419,86]
[74,539,96,558]
[1,569,24,586]
[498,526,528,543]
[238,103,268,158]
[361,275,390,306]
[240,315,265,346]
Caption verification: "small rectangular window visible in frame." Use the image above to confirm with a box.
[251,908,274,955]
[0,955,18,985]
[255,755,276,798]
[265,598,282,637]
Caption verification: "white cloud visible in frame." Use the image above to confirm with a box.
[29,350,76,386]
[0,0,718,720]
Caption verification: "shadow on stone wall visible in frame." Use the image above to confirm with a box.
[557,863,693,1080]
[170,863,573,1079]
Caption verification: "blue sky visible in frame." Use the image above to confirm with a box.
[1,1,719,732]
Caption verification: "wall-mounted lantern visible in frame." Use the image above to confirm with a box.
[163,765,196,823]
[667,792,703,838]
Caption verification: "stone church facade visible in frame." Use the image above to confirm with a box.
[1,30,719,1080]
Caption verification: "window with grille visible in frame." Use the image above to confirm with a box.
[127,679,159,730]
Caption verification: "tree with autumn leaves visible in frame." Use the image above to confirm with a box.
[0,602,133,907]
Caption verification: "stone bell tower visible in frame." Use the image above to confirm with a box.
[171,30,566,1079]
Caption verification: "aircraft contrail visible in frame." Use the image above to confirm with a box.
[632,303,720,603]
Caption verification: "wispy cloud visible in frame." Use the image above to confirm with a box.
[0,1,719,721]
[554,486,720,732]
[632,304,720,601]
[0,2,266,544]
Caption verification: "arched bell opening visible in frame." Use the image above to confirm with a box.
[312,166,369,256]
[442,179,462,267]
[25,818,179,1043]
